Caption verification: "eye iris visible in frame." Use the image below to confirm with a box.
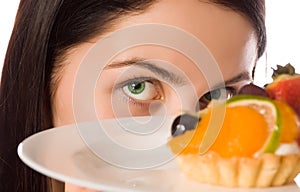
[204,89,222,101]
[211,89,221,99]
[128,82,145,94]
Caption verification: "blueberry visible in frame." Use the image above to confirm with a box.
[171,114,200,137]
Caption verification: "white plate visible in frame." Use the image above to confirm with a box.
[18,116,299,192]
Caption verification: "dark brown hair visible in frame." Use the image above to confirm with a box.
[0,0,265,191]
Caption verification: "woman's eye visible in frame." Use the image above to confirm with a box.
[122,80,161,101]
[198,87,235,109]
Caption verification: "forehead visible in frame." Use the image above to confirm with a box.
[111,0,257,77]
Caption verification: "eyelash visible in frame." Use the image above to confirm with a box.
[116,76,164,107]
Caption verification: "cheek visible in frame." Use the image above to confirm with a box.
[94,90,115,119]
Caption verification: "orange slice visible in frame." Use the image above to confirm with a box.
[169,95,282,158]
[274,100,299,143]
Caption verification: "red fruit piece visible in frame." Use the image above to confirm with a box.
[266,64,300,117]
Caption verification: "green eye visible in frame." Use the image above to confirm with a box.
[199,87,235,109]
[203,89,222,101]
[127,82,146,95]
[122,80,161,101]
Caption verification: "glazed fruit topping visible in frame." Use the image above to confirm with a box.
[237,83,267,97]
[266,64,300,117]
[171,114,200,137]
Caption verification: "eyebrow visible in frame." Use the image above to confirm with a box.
[212,71,251,90]
[224,72,251,85]
[104,58,187,86]
[105,58,251,88]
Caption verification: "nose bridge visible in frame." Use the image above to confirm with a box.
[174,81,208,112]
[189,74,210,100]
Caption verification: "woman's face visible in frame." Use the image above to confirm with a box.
[52,0,257,190]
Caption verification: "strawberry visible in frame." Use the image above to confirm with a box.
[265,63,300,117]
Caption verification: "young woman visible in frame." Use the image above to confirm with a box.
[0,0,266,191]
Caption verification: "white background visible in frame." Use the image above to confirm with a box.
[0,0,300,86]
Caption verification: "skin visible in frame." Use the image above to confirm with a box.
[51,0,258,191]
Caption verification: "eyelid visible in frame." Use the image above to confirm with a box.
[114,76,157,90]
[211,86,233,91]
[105,60,188,86]
[212,86,236,96]
[223,86,236,94]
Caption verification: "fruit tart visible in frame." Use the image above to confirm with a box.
[168,73,300,188]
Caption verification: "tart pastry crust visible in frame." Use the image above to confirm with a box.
[176,152,300,188]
